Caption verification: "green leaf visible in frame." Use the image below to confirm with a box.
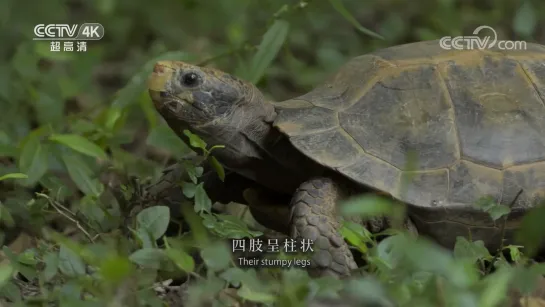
[17,249,37,266]
[504,245,523,263]
[0,281,19,301]
[237,285,276,303]
[402,237,479,288]
[136,206,170,240]
[513,1,537,37]
[200,242,231,272]
[516,204,545,257]
[340,221,372,253]
[50,134,107,160]
[453,237,491,262]
[194,183,212,213]
[181,181,197,198]
[183,130,207,150]
[43,252,59,282]
[0,173,27,181]
[220,268,265,291]
[182,160,204,184]
[343,277,393,306]
[100,255,134,284]
[165,248,195,273]
[247,20,290,84]
[341,195,405,221]
[18,136,49,185]
[328,0,384,40]
[58,245,86,277]
[487,205,511,221]
[479,266,513,307]
[129,248,166,270]
[146,124,191,158]
[209,156,225,182]
[133,227,155,249]
[61,152,103,196]
[203,213,262,239]
[0,263,14,288]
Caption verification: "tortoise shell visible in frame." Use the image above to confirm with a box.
[274,40,545,249]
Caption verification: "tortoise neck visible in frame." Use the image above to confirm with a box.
[206,98,317,194]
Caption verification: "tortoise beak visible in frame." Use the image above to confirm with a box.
[148,61,177,108]
[148,61,176,92]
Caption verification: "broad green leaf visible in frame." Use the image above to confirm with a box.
[510,265,545,295]
[0,173,27,181]
[487,205,511,221]
[136,206,170,240]
[194,183,212,213]
[18,136,48,185]
[373,235,406,271]
[220,267,252,287]
[129,248,166,270]
[100,255,134,284]
[133,227,155,249]
[58,245,86,277]
[165,248,195,273]
[340,221,372,254]
[50,134,107,160]
[479,267,513,307]
[186,276,225,306]
[328,0,384,40]
[60,152,103,196]
[0,263,14,288]
[200,242,231,272]
[505,245,523,263]
[180,204,209,244]
[113,51,197,108]
[146,124,191,158]
[139,92,158,128]
[247,20,290,84]
[453,237,491,262]
[209,156,225,182]
[402,237,479,288]
[183,129,207,151]
[203,213,262,239]
[181,160,204,184]
[0,281,19,301]
[237,285,276,303]
[17,249,37,266]
[513,1,537,37]
[343,277,393,306]
[516,204,545,256]
[181,181,197,198]
[43,252,59,282]
[341,195,405,221]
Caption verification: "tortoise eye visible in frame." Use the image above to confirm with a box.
[181,72,200,87]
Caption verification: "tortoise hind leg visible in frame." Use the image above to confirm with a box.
[290,177,357,277]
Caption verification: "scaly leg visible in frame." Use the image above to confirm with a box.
[289,177,358,277]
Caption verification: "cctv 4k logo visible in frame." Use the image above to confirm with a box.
[33,23,104,40]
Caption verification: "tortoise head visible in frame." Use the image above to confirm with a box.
[148,61,275,143]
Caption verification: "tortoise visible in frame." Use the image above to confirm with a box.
[147,40,545,277]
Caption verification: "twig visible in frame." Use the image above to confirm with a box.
[487,189,524,274]
[36,193,96,243]
[498,189,523,254]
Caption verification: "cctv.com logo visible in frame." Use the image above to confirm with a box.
[439,25,527,50]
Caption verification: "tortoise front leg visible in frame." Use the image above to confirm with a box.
[290,177,358,277]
